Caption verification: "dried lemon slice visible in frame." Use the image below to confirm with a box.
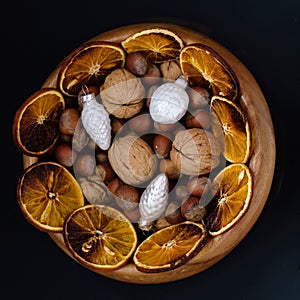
[12,88,65,156]
[180,43,239,100]
[57,41,125,96]
[63,204,137,271]
[17,161,85,232]
[133,221,207,273]
[121,28,184,63]
[203,163,252,236]
[210,96,251,163]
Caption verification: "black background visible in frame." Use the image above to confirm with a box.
[3,0,299,299]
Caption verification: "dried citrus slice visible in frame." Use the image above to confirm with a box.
[121,28,184,63]
[17,161,84,232]
[63,204,137,271]
[210,96,251,163]
[58,41,125,96]
[133,221,207,273]
[203,163,252,236]
[12,88,65,156]
[180,43,239,100]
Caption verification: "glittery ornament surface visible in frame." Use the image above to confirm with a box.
[150,76,189,124]
[139,173,169,228]
[80,94,111,150]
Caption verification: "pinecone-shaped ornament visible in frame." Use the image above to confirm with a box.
[138,173,169,231]
[78,87,111,150]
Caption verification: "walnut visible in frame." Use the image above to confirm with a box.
[108,134,158,186]
[170,128,221,175]
[100,68,145,118]
[78,175,111,204]
[160,60,182,81]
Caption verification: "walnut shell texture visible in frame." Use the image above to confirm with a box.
[100,68,145,118]
[170,128,221,175]
[108,134,158,186]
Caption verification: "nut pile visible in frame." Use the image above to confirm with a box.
[52,48,224,234]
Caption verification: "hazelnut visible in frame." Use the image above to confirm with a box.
[96,162,116,182]
[115,185,140,211]
[153,217,171,230]
[128,113,153,135]
[164,201,185,225]
[186,176,211,198]
[142,63,161,86]
[95,149,108,163]
[125,52,149,76]
[54,142,76,167]
[74,153,96,177]
[59,108,80,135]
[173,185,189,202]
[111,117,126,135]
[188,86,210,109]
[186,109,211,129]
[107,177,122,195]
[159,159,180,180]
[153,134,172,158]
[181,196,207,221]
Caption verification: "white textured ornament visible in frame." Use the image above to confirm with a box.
[138,173,169,230]
[149,75,189,124]
[79,92,111,150]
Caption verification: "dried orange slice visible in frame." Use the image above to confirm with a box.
[17,161,84,232]
[121,28,184,63]
[180,43,239,100]
[203,163,252,236]
[133,221,207,273]
[63,204,137,271]
[58,41,125,96]
[210,96,251,163]
[12,88,65,156]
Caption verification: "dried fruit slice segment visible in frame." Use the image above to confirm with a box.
[58,41,125,96]
[210,96,251,163]
[17,161,84,232]
[63,204,137,271]
[203,163,252,236]
[180,43,239,100]
[12,88,65,156]
[121,28,184,63]
[133,221,207,272]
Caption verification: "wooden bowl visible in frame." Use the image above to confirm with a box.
[23,23,276,284]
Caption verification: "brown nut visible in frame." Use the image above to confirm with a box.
[107,177,122,195]
[74,153,96,177]
[181,196,207,221]
[100,68,145,119]
[142,63,161,86]
[188,86,210,109]
[59,108,80,135]
[170,128,221,176]
[186,109,212,129]
[186,176,211,198]
[96,162,116,182]
[123,207,141,223]
[115,185,140,211]
[128,113,153,135]
[153,134,172,158]
[125,52,149,76]
[164,201,185,224]
[108,134,158,186]
[54,142,76,167]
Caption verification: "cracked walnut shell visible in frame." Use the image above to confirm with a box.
[170,128,221,175]
[108,134,158,186]
[100,68,145,118]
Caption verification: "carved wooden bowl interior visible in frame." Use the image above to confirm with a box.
[23,23,276,284]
